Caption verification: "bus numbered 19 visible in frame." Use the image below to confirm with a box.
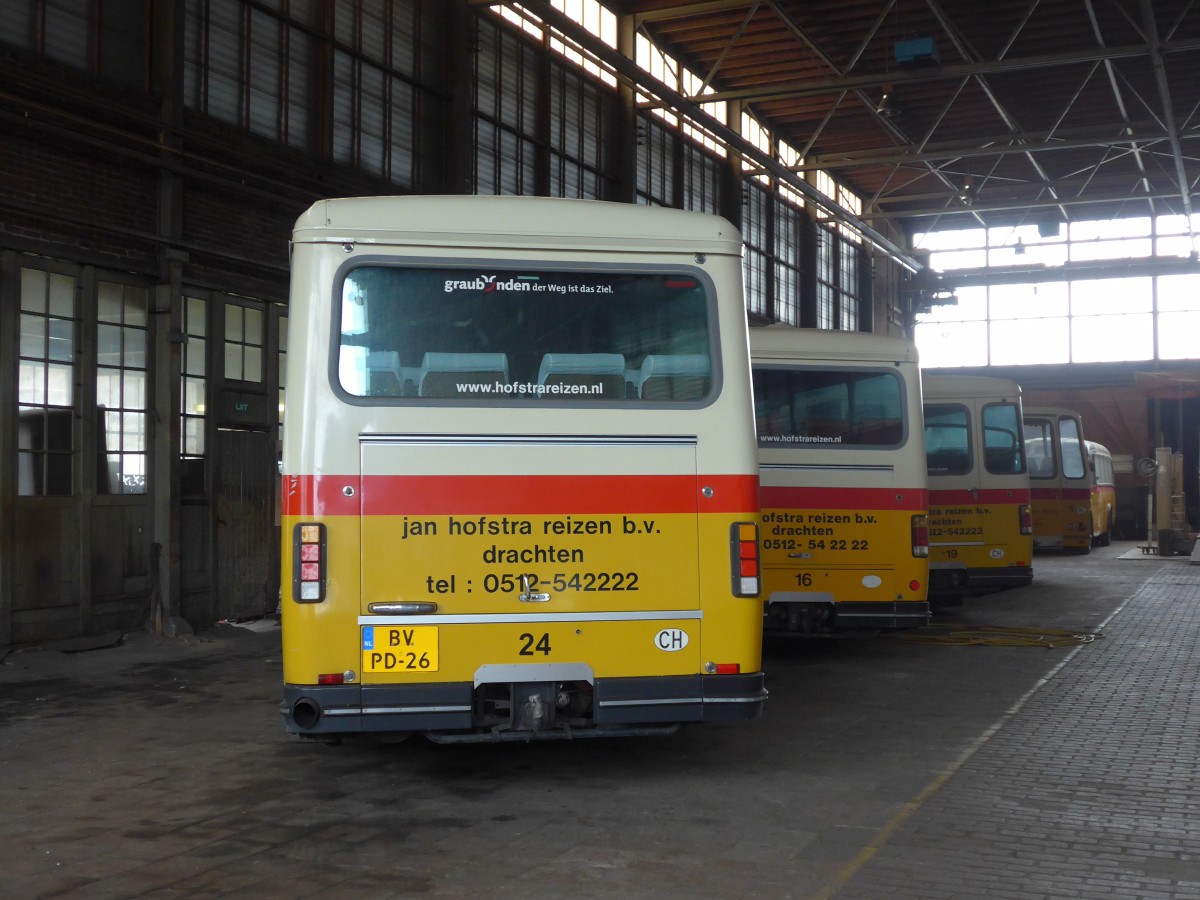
[1023,406,1092,552]
[280,195,766,743]
[922,374,1033,600]
[750,326,930,634]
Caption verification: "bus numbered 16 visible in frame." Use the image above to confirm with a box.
[750,326,929,634]
[280,196,766,743]
[1023,406,1092,552]
[922,374,1033,600]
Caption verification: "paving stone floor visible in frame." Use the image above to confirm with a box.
[1,542,1197,899]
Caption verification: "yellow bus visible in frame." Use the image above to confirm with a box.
[750,326,929,634]
[1086,440,1117,546]
[1022,406,1092,552]
[922,374,1033,599]
[280,196,766,742]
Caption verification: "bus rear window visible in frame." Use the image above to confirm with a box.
[982,403,1025,475]
[753,368,905,448]
[924,404,971,474]
[336,266,713,404]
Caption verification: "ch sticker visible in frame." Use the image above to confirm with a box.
[654,629,689,652]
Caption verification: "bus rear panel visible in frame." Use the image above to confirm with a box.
[923,374,1033,599]
[750,327,930,634]
[1023,407,1092,552]
[280,196,765,742]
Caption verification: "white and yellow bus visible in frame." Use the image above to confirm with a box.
[1023,406,1092,552]
[280,196,766,742]
[750,326,929,634]
[1086,440,1117,546]
[922,374,1033,598]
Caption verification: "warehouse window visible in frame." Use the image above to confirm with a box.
[0,0,149,89]
[181,295,207,461]
[915,216,1200,366]
[95,281,149,494]
[18,268,77,496]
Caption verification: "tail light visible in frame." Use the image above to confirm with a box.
[1018,504,1033,535]
[911,514,929,558]
[293,522,327,603]
[730,522,760,597]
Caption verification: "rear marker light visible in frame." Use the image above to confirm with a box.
[730,522,760,597]
[714,663,741,675]
[911,514,929,558]
[293,522,327,603]
[1018,504,1033,535]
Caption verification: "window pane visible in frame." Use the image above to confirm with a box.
[21,269,47,313]
[244,346,263,383]
[1059,417,1086,479]
[225,343,243,380]
[186,296,207,337]
[1157,312,1200,360]
[20,314,45,357]
[98,282,123,323]
[925,404,971,474]
[124,371,146,408]
[753,368,906,447]
[186,337,206,376]
[338,266,715,404]
[244,307,263,345]
[48,319,74,362]
[1072,277,1151,315]
[1071,313,1152,362]
[225,304,243,341]
[989,317,1069,365]
[982,403,1025,475]
[184,377,206,414]
[990,282,1067,319]
[49,274,74,317]
[97,323,122,366]
[124,287,148,327]
[96,368,121,408]
[914,319,988,368]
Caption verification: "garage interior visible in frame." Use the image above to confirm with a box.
[0,0,1198,643]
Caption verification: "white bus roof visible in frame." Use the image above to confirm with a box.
[922,373,1023,400]
[292,195,742,255]
[749,324,918,365]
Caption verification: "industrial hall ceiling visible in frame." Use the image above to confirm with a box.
[528,0,1200,239]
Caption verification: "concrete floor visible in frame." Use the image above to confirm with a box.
[2,541,1198,899]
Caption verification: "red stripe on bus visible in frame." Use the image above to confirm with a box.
[282,473,759,517]
[759,486,928,510]
[928,488,1031,505]
[1030,487,1091,501]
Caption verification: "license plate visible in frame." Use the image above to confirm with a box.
[361,626,439,673]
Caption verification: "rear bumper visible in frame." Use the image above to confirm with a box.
[281,672,767,739]
[764,596,929,632]
[929,565,1032,596]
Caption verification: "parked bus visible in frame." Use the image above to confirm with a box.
[1022,407,1091,552]
[280,196,766,742]
[750,326,929,634]
[922,374,1033,599]
[1086,440,1117,546]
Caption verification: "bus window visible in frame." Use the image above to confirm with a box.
[982,403,1024,475]
[924,404,971,475]
[755,368,904,446]
[336,267,712,404]
[1059,417,1087,479]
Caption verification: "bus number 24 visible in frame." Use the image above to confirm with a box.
[519,632,552,656]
